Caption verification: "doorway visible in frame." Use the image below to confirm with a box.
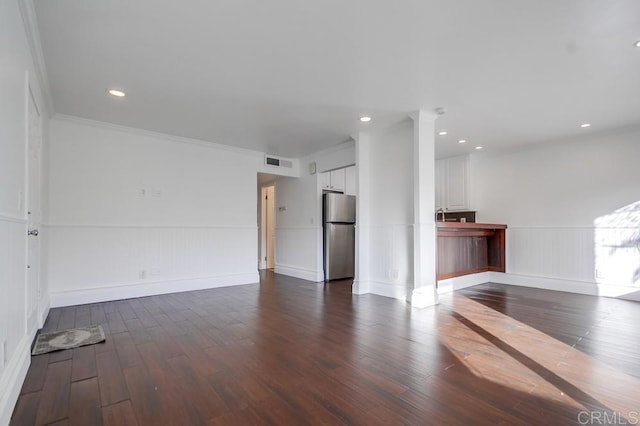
[258,173,276,270]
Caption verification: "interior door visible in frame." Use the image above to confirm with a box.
[27,89,42,328]
[266,186,275,269]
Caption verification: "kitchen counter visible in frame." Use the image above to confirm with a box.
[436,222,507,280]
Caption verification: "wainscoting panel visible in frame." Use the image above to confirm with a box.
[367,224,414,300]
[507,227,595,282]
[0,216,29,425]
[274,226,322,281]
[45,225,259,306]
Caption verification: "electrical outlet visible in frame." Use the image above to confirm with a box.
[139,269,147,279]
[595,269,605,279]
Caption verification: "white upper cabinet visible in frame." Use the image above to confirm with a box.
[435,160,444,211]
[330,168,345,191]
[436,155,470,211]
[344,166,356,196]
[320,168,346,192]
[319,171,331,190]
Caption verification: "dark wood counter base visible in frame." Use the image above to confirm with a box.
[437,222,507,280]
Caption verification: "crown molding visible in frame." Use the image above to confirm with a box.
[52,113,266,158]
[18,0,54,115]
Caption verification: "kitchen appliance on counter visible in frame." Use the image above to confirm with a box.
[323,193,356,281]
[435,210,476,223]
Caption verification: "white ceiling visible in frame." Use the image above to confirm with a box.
[34,0,640,158]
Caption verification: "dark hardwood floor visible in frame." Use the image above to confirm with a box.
[11,273,640,425]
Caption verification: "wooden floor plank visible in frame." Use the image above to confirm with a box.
[34,359,72,425]
[101,400,138,426]
[68,377,103,426]
[71,345,96,383]
[95,351,129,406]
[12,273,640,426]
[10,391,40,426]
[20,354,49,394]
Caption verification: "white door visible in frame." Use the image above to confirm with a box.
[266,186,275,269]
[26,89,42,328]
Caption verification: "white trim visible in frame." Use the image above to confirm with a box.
[352,280,370,295]
[43,223,257,230]
[49,272,259,307]
[53,114,264,157]
[437,272,491,295]
[17,0,54,114]
[38,295,50,329]
[0,334,32,426]
[490,272,640,301]
[0,214,27,224]
[410,286,438,308]
[368,280,411,301]
[274,264,323,282]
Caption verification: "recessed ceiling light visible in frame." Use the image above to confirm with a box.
[438,131,447,136]
[635,40,640,48]
[107,89,126,97]
[580,123,591,128]
[475,146,483,150]
[359,116,371,122]
[458,139,467,144]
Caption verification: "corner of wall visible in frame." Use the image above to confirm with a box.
[0,334,33,426]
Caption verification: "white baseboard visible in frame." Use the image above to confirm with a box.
[0,334,32,426]
[274,264,322,282]
[352,279,370,295]
[438,272,492,295]
[368,280,411,301]
[49,272,259,307]
[490,272,640,301]
[38,295,51,329]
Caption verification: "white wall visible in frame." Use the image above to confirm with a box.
[471,127,640,299]
[274,141,355,282]
[365,120,415,299]
[44,117,297,306]
[0,0,50,423]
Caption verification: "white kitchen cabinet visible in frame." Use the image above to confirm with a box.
[344,166,356,196]
[434,160,444,211]
[320,168,346,192]
[319,171,331,190]
[436,155,469,211]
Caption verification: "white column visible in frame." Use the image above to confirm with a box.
[353,131,371,295]
[410,110,439,308]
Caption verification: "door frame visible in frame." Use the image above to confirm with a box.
[25,79,43,330]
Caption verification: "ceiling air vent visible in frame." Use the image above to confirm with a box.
[265,155,293,168]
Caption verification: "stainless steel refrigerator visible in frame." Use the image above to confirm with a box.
[323,193,356,281]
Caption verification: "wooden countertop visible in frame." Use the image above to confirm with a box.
[436,222,507,230]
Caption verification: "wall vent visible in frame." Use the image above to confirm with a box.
[265,155,293,168]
